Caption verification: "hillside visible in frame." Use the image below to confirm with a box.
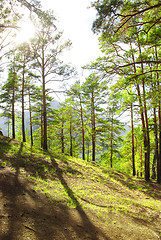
[0,137,161,240]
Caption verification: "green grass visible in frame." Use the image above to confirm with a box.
[0,137,161,234]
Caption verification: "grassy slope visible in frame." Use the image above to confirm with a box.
[0,136,161,240]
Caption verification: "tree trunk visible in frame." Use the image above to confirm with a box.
[12,82,15,139]
[41,108,43,148]
[43,84,47,150]
[91,92,95,161]
[42,46,47,150]
[151,107,158,179]
[7,118,10,138]
[22,65,26,142]
[28,88,33,146]
[137,37,150,181]
[149,65,158,180]
[110,109,114,168]
[61,121,64,154]
[140,144,143,177]
[157,101,161,183]
[70,118,73,157]
[135,80,148,179]
[131,41,150,181]
[131,103,136,176]
[80,103,85,160]
[87,140,90,161]
[155,45,161,184]
[110,136,113,168]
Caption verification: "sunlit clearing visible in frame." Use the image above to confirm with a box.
[15,20,35,44]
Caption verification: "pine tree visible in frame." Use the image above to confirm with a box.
[0,64,19,139]
[31,10,73,150]
[67,81,86,160]
[82,73,107,162]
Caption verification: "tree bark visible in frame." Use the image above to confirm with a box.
[158,104,161,183]
[41,108,43,148]
[87,140,90,161]
[131,41,150,181]
[80,103,85,160]
[22,63,26,142]
[141,144,143,177]
[91,92,96,161]
[12,84,15,139]
[70,118,73,157]
[61,121,64,154]
[42,46,47,150]
[28,88,33,146]
[131,103,136,176]
[137,37,150,181]
[155,45,161,184]
[110,108,114,168]
[151,107,158,179]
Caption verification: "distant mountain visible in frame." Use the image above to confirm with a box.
[0,100,130,138]
[50,100,60,109]
[0,100,61,137]
[0,117,8,136]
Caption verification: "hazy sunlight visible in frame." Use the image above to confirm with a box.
[15,20,35,44]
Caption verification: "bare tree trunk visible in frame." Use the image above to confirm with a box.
[141,144,143,177]
[155,45,161,184]
[131,41,150,181]
[42,46,47,150]
[131,103,136,176]
[41,104,43,148]
[91,92,96,161]
[42,79,47,150]
[61,121,64,154]
[80,103,85,160]
[157,108,161,184]
[22,65,26,142]
[137,37,150,181]
[28,88,33,146]
[70,118,73,157]
[110,137,113,168]
[12,83,15,139]
[8,118,10,138]
[152,107,158,179]
[157,99,161,183]
[87,140,90,161]
[110,109,113,168]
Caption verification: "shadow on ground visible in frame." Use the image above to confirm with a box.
[0,139,110,240]
[104,169,161,200]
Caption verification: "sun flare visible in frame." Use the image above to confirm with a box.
[15,20,35,44]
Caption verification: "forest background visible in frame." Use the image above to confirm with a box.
[0,0,161,184]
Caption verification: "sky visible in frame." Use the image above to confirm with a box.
[13,0,101,101]
[41,0,101,69]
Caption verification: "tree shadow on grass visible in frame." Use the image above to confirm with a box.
[48,152,109,240]
[0,164,74,240]
[0,140,110,240]
[103,169,161,200]
[0,137,83,182]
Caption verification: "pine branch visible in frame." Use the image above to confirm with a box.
[118,3,161,18]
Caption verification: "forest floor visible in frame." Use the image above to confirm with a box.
[0,137,161,240]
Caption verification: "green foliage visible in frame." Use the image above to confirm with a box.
[1,0,161,182]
